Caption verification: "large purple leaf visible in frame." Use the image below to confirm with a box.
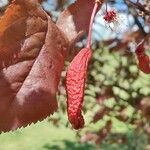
[0,0,68,132]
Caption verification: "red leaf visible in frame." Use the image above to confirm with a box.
[56,0,99,42]
[0,0,69,132]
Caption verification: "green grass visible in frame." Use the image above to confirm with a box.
[0,119,148,150]
[0,120,95,150]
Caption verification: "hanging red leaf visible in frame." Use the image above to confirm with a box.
[66,48,92,129]
[135,40,150,74]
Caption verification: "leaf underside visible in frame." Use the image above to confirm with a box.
[56,0,98,59]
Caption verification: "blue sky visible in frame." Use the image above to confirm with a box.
[0,0,8,7]
[0,0,146,41]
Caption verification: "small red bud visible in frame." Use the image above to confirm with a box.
[103,10,117,23]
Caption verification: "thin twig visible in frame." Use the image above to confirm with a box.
[125,0,150,16]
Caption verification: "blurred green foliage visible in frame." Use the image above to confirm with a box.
[0,46,149,150]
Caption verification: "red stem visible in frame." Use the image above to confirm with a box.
[86,1,103,49]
